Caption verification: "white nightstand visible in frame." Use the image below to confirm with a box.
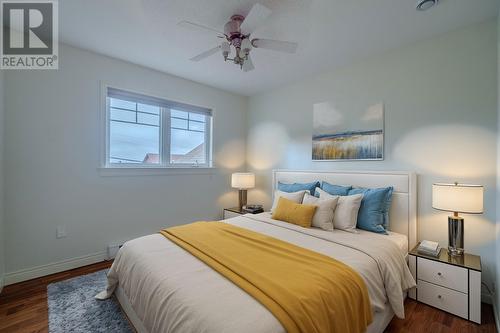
[408,245,481,324]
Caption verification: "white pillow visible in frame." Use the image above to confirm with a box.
[270,190,307,213]
[316,188,363,233]
[302,192,339,231]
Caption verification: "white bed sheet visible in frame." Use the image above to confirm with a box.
[99,213,415,333]
[258,212,409,257]
[356,229,408,257]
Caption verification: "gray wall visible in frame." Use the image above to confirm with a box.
[497,11,500,317]
[3,44,247,276]
[0,70,4,291]
[247,20,498,292]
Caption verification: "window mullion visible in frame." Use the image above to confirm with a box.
[205,115,211,167]
[161,107,171,167]
[105,97,111,167]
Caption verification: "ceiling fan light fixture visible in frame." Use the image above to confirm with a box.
[241,38,252,53]
[221,41,231,59]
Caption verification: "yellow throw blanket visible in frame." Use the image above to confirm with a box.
[160,222,372,333]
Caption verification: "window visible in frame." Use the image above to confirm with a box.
[105,87,212,168]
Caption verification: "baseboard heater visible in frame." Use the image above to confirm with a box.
[107,242,125,260]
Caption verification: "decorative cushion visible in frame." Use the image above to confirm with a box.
[316,188,363,233]
[271,197,317,228]
[318,182,352,196]
[278,181,320,195]
[270,190,307,213]
[302,192,339,231]
[348,187,394,234]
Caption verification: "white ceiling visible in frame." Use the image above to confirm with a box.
[60,0,499,96]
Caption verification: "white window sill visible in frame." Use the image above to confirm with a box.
[98,166,217,177]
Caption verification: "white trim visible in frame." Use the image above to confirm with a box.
[99,81,108,169]
[107,87,212,116]
[408,172,417,251]
[99,82,214,126]
[161,106,169,167]
[470,270,482,323]
[99,82,213,170]
[98,166,217,177]
[4,251,107,286]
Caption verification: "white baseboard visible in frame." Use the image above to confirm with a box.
[4,251,107,286]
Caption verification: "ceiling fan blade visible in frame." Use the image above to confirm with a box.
[190,46,221,62]
[240,3,271,35]
[251,38,298,53]
[242,56,255,72]
[178,21,224,36]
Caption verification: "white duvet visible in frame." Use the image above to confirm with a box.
[98,213,416,333]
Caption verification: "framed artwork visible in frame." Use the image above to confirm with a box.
[312,102,384,161]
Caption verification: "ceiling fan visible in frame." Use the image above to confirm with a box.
[178,3,298,72]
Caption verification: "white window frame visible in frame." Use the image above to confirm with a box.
[100,85,213,171]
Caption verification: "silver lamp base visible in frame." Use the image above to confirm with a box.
[448,214,464,256]
[238,189,248,211]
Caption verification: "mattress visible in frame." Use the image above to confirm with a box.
[100,213,415,333]
[115,285,397,333]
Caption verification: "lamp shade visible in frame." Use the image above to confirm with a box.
[231,173,255,189]
[432,183,483,214]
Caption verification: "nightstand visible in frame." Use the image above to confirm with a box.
[223,207,246,219]
[408,245,481,323]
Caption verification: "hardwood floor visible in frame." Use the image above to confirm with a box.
[386,300,497,333]
[0,261,497,333]
[0,261,112,333]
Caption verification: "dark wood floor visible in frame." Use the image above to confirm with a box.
[386,300,497,333]
[0,261,497,333]
[0,261,112,333]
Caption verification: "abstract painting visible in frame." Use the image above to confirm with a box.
[312,102,384,160]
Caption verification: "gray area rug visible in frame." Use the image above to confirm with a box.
[48,269,134,333]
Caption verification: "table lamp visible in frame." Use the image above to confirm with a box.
[432,182,483,256]
[231,173,255,211]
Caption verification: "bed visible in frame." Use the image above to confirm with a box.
[99,170,417,333]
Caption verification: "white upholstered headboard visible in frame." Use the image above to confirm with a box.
[272,170,417,250]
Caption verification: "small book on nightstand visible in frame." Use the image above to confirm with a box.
[417,240,441,257]
[243,205,264,214]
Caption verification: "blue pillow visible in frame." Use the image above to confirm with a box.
[278,181,319,195]
[320,182,352,196]
[348,187,393,234]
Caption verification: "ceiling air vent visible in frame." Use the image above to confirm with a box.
[416,0,439,11]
